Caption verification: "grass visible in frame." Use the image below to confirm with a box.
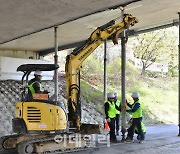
[141,77,178,124]
[80,80,104,104]
[80,57,178,125]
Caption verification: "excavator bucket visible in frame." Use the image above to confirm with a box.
[112,14,138,44]
[80,124,104,134]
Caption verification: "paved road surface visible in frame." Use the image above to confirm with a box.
[75,124,180,154]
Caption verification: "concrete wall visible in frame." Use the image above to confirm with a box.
[0,50,40,59]
[0,56,54,80]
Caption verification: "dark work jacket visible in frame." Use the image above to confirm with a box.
[126,101,140,113]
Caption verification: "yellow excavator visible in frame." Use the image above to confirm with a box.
[0,14,138,154]
[65,14,138,132]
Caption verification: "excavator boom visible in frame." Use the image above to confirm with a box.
[65,14,138,131]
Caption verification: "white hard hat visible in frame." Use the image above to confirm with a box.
[34,70,42,76]
[107,92,115,98]
[114,92,118,97]
[131,92,140,98]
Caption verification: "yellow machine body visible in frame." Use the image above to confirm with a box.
[16,101,67,132]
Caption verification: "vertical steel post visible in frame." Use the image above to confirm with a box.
[120,8,127,141]
[104,40,107,102]
[121,29,127,141]
[54,27,58,101]
[103,40,107,126]
[178,12,180,136]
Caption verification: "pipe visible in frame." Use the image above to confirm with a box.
[104,40,107,102]
[121,30,127,142]
[178,12,180,136]
[54,27,58,101]
[103,40,108,126]
[120,8,127,141]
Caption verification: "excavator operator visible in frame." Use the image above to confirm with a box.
[28,70,48,100]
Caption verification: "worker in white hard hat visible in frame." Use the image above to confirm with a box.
[34,70,42,76]
[125,92,145,144]
[114,92,121,136]
[104,92,121,143]
[28,70,45,100]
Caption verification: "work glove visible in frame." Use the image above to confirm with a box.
[106,118,111,122]
[126,99,130,104]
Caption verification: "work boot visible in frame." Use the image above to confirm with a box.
[139,140,144,144]
[110,139,120,143]
[125,136,133,142]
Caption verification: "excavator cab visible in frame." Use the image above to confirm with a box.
[12,64,67,134]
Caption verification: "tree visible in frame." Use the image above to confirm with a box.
[160,28,178,77]
[128,27,178,76]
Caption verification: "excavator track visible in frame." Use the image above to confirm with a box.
[0,134,20,154]
[17,134,92,154]
[0,133,94,154]
[0,134,53,154]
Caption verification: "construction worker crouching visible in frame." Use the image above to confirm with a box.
[126,92,145,143]
[128,116,146,140]
[114,92,121,136]
[104,92,121,143]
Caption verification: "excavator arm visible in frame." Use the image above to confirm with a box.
[65,14,138,131]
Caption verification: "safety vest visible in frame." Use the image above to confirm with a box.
[115,100,121,114]
[135,122,146,133]
[28,81,42,95]
[107,101,116,118]
[132,100,142,118]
